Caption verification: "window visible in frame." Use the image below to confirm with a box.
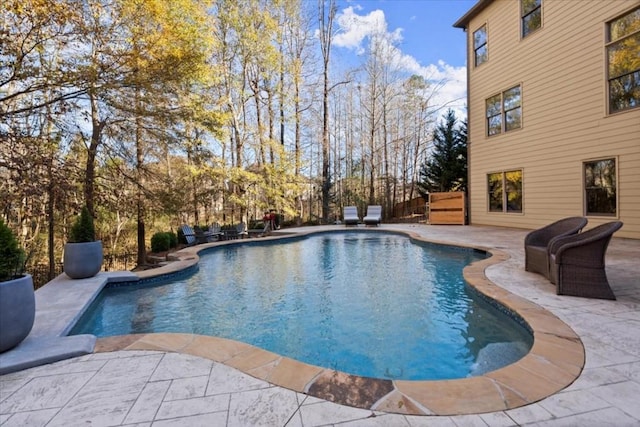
[584,159,617,216]
[521,0,542,38]
[504,86,522,131]
[488,173,503,212]
[607,7,640,113]
[488,170,523,213]
[486,94,502,136]
[486,85,522,136]
[474,25,487,66]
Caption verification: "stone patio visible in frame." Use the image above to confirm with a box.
[1,224,638,426]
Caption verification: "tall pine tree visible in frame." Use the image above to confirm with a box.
[417,109,467,196]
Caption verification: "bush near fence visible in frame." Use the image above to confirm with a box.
[29,253,137,290]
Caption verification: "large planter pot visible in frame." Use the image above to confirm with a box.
[0,274,35,353]
[64,241,103,279]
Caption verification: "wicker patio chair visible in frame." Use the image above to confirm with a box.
[524,217,587,279]
[548,221,623,300]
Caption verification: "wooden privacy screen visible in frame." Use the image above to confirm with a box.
[428,192,466,225]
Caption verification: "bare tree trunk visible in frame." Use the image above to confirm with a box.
[134,57,146,267]
[382,107,390,219]
[318,0,336,224]
[321,49,331,223]
[135,112,146,266]
[87,90,104,217]
[46,130,56,280]
[368,92,376,205]
[409,104,426,202]
[279,40,285,147]
[187,148,199,224]
[251,75,266,165]
[267,85,275,164]
[294,77,303,224]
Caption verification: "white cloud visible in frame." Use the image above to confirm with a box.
[333,7,402,55]
[333,6,467,119]
[409,60,468,119]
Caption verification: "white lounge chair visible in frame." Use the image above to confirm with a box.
[343,206,359,225]
[363,205,382,226]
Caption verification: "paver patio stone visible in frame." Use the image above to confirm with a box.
[1,224,638,426]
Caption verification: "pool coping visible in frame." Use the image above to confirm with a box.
[88,227,584,416]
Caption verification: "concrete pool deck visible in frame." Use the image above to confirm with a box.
[1,224,639,426]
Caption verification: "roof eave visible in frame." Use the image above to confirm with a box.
[453,0,494,29]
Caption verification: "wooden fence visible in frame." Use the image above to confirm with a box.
[393,197,427,218]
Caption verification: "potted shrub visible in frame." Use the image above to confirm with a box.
[63,206,103,279]
[0,219,35,352]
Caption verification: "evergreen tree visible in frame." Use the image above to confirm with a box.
[417,110,467,196]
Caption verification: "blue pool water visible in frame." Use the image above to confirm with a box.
[71,231,532,380]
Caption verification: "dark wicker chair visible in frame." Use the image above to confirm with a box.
[548,221,623,300]
[524,217,588,279]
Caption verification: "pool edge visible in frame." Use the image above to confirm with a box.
[92,226,585,416]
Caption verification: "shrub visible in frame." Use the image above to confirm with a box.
[69,206,96,243]
[167,231,178,248]
[0,220,26,281]
[151,232,171,253]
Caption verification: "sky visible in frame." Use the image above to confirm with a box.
[330,0,478,118]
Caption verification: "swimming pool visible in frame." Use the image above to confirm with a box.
[71,231,532,380]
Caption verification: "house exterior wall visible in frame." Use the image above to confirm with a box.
[459,0,640,239]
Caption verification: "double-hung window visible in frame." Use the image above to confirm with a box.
[521,0,542,38]
[488,170,523,213]
[474,25,487,67]
[584,159,617,216]
[607,7,640,113]
[486,85,522,136]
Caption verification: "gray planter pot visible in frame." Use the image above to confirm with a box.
[64,241,103,279]
[0,274,35,353]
